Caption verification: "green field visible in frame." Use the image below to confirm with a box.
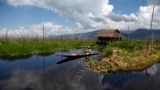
[0,38,97,58]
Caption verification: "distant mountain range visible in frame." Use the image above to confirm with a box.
[56,30,99,39]
[56,28,160,40]
[121,28,160,40]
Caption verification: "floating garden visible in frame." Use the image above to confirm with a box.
[85,41,160,73]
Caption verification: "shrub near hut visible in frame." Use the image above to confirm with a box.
[103,48,113,57]
[107,40,145,52]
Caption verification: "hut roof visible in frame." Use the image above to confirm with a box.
[96,29,125,39]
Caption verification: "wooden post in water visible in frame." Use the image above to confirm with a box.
[151,6,155,50]
[127,26,130,50]
[127,26,130,42]
[145,6,155,56]
[28,27,29,40]
[42,25,45,44]
[5,28,8,43]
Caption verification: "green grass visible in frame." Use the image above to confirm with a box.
[0,38,97,58]
[103,48,113,57]
[85,40,160,73]
[107,40,146,51]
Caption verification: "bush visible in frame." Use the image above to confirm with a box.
[136,44,143,50]
[128,43,134,51]
[107,40,146,51]
[103,48,113,57]
[107,41,131,51]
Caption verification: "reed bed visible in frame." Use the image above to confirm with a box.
[0,38,97,58]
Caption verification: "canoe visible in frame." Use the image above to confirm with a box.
[57,52,99,64]
[57,52,98,58]
[57,56,81,64]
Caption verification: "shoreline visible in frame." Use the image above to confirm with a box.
[85,41,160,73]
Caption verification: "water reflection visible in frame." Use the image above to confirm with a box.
[0,52,54,61]
[0,50,160,90]
[99,63,160,90]
[57,57,83,64]
[0,55,101,90]
[0,55,32,61]
[121,65,160,90]
[57,54,96,64]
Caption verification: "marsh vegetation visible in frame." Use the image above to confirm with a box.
[85,40,160,73]
[0,38,97,58]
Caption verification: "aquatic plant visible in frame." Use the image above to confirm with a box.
[103,48,113,57]
[0,38,97,58]
[85,40,160,73]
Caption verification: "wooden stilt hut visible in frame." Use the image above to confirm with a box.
[96,29,125,45]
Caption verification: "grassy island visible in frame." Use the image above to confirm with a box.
[0,38,96,58]
[85,40,160,73]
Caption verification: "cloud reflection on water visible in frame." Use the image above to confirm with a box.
[0,50,160,90]
[0,60,101,90]
[99,63,160,90]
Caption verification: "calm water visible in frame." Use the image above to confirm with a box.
[0,49,160,90]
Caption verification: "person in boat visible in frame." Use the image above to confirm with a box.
[85,46,91,55]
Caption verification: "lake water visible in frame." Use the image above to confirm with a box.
[0,49,160,90]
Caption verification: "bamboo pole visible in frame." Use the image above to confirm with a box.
[128,26,130,42]
[5,28,8,43]
[151,6,155,50]
[145,6,155,56]
[43,25,45,43]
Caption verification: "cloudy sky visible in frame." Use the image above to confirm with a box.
[0,0,160,37]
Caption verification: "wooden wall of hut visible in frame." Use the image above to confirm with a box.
[96,37,121,45]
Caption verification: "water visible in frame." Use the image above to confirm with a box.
[0,50,160,90]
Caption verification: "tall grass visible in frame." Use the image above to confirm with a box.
[0,38,96,57]
[102,40,155,58]
[106,40,146,51]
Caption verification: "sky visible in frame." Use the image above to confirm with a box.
[0,0,160,37]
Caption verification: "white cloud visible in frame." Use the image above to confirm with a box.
[6,0,113,30]
[107,13,138,22]
[0,61,101,90]
[0,22,76,38]
[4,0,160,33]
[147,0,160,5]
[136,5,160,29]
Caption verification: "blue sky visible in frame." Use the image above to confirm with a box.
[0,0,160,37]
[0,1,74,29]
[109,0,148,14]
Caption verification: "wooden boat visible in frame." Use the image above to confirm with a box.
[57,52,98,64]
[57,56,81,64]
[57,52,98,58]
